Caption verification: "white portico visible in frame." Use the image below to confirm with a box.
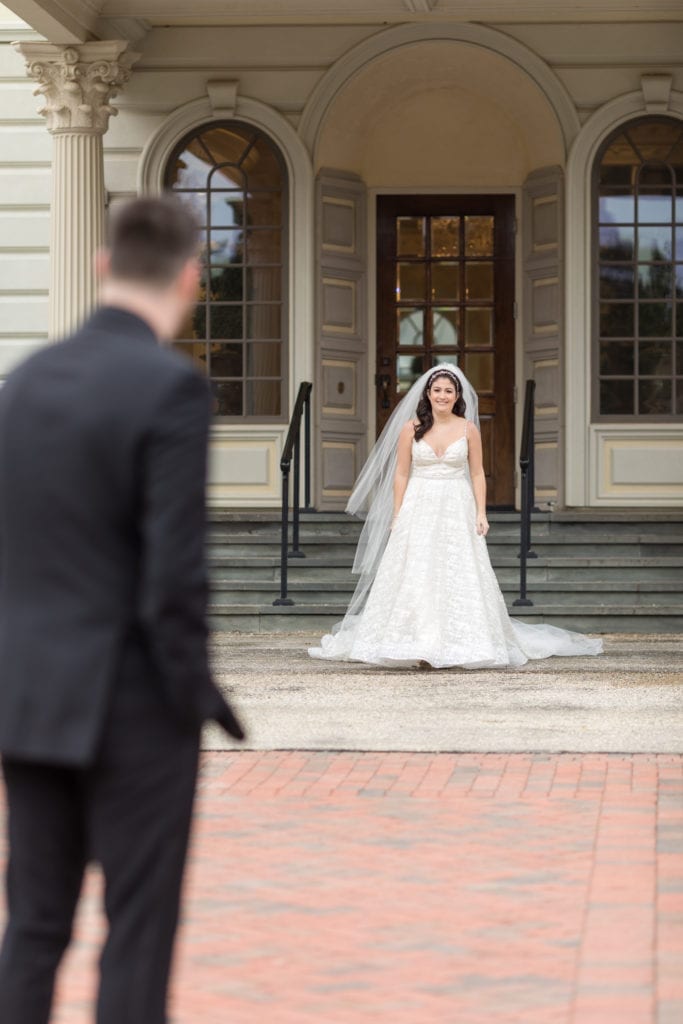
[0,1,682,509]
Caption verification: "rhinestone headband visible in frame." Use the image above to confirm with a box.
[427,367,459,390]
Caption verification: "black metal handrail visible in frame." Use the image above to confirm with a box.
[273,381,313,606]
[513,379,538,608]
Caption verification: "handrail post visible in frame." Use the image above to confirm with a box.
[514,461,532,607]
[303,387,313,512]
[514,379,535,608]
[273,467,293,606]
[274,381,313,606]
[290,430,304,558]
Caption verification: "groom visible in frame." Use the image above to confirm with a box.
[0,195,245,1023]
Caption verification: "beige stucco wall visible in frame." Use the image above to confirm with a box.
[314,41,564,186]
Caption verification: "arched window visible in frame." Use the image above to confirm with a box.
[595,117,683,419]
[165,122,287,419]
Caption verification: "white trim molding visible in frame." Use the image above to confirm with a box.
[299,21,580,162]
[138,92,315,440]
[565,89,683,507]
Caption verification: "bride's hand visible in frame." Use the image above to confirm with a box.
[476,513,489,536]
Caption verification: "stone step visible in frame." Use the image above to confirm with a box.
[209,554,683,572]
[208,579,683,607]
[208,533,683,558]
[207,602,683,635]
[207,509,683,539]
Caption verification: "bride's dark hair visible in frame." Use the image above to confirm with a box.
[413,369,466,441]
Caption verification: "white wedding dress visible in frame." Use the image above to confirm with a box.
[309,434,603,668]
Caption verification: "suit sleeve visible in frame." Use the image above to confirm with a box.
[139,370,244,739]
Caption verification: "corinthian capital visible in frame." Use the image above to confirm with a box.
[13,40,140,135]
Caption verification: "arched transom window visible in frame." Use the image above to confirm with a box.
[595,117,683,419]
[165,122,287,419]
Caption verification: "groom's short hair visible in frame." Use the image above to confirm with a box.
[107,195,200,288]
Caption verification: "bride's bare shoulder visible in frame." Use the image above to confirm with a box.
[400,420,418,437]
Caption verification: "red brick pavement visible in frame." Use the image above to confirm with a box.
[1,752,682,1024]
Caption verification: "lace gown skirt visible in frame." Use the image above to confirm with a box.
[309,437,602,668]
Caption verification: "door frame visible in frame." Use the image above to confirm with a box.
[367,187,523,509]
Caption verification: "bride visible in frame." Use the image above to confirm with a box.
[309,364,603,668]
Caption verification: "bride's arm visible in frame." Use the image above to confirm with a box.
[467,423,490,536]
[392,422,414,528]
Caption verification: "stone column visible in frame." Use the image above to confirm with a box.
[13,41,139,337]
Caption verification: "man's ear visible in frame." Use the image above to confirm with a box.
[178,257,201,303]
[94,248,111,280]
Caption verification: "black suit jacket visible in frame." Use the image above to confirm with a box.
[0,306,243,766]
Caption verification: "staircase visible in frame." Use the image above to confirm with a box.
[206,509,683,633]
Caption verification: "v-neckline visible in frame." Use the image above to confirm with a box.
[416,434,467,459]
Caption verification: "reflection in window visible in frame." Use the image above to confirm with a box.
[595,117,683,417]
[166,122,287,418]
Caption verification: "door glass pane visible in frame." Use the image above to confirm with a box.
[639,340,672,375]
[638,264,672,298]
[600,379,634,414]
[638,302,672,337]
[431,263,460,301]
[676,227,683,259]
[638,225,672,260]
[465,216,494,256]
[600,340,634,375]
[397,308,424,347]
[600,303,634,337]
[599,225,635,260]
[432,308,460,346]
[638,379,672,414]
[677,379,683,414]
[678,304,683,338]
[432,353,460,367]
[465,308,493,346]
[397,354,423,393]
[397,263,426,301]
[430,217,460,257]
[397,217,425,257]
[466,262,494,300]
[600,265,635,299]
[466,353,494,392]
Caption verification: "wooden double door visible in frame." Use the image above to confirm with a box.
[376,195,516,508]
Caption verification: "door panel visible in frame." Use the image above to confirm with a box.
[377,195,516,508]
[316,171,368,510]
[522,166,564,507]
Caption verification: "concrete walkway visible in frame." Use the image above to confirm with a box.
[206,633,683,753]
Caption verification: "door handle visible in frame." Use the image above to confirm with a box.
[375,373,391,409]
